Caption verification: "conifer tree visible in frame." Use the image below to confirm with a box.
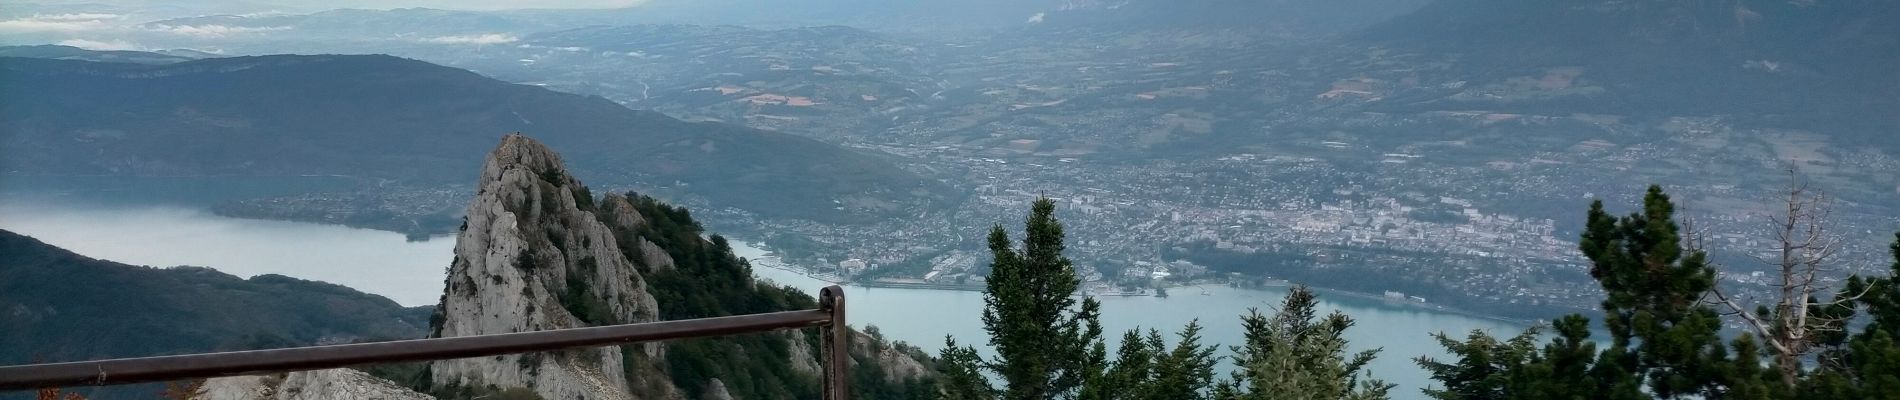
[1416,326,1538,400]
[1086,330,1157,399]
[1577,186,1728,398]
[938,337,997,400]
[1419,186,1730,399]
[976,198,1102,399]
[1798,232,1900,399]
[1157,322,1220,399]
[944,198,1217,400]
[1218,286,1392,400]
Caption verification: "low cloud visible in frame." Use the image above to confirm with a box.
[147,24,291,38]
[0,13,122,33]
[396,0,648,10]
[420,33,519,45]
[230,11,293,18]
[32,13,125,21]
[56,39,143,51]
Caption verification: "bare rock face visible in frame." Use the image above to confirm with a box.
[850,331,931,383]
[596,195,675,272]
[428,133,677,400]
[700,379,734,400]
[785,331,823,377]
[201,369,432,400]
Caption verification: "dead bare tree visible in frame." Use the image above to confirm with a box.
[1702,176,1873,387]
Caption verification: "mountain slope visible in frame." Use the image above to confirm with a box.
[1038,0,1433,35]
[0,55,950,223]
[0,229,431,398]
[1349,0,1900,148]
[0,229,431,364]
[622,0,1062,30]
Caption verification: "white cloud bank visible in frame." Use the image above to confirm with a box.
[0,13,124,33]
[420,33,518,44]
[33,13,126,21]
[56,39,143,51]
[147,24,291,37]
[370,0,647,10]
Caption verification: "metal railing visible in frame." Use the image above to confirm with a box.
[0,285,852,399]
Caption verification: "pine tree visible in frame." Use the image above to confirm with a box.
[1086,330,1157,399]
[937,337,997,400]
[1420,186,1735,399]
[1147,321,1218,400]
[1416,326,1538,400]
[1220,286,1392,400]
[1577,186,1728,398]
[1075,323,1218,400]
[979,198,1103,399]
[952,198,1220,400]
[1854,233,1900,345]
[1798,232,1900,399]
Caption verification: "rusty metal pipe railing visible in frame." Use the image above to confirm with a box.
[822,285,849,399]
[0,285,850,399]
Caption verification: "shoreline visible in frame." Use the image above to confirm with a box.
[169,215,1543,326]
[1210,281,1537,326]
[747,259,1539,327]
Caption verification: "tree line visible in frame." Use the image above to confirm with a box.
[939,186,1900,399]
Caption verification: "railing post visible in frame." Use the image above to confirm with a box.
[820,285,849,400]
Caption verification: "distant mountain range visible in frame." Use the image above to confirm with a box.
[92,0,1893,156]
[0,45,209,64]
[1349,0,1900,148]
[0,54,952,223]
[1035,0,1433,35]
[141,7,568,39]
[114,0,1434,40]
[130,0,1063,37]
[627,0,1063,30]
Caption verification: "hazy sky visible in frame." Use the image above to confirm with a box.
[301,0,651,11]
[37,0,654,13]
[0,0,654,49]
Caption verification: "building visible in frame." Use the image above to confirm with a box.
[839,258,868,276]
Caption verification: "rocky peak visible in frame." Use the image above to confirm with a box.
[428,133,677,400]
[207,133,937,399]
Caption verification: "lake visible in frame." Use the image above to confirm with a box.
[0,194,455,306]
[733,241,1526,399]
[0,195,1530,398]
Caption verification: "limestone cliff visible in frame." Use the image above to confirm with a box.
[427,133,677,400]
[202,369,433,400]
[849,331,933,384]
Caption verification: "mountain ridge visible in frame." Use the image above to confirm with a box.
[0,54,953,223]
[0,228,432,398]
[0,45,202,64]
[1344,0,1900,148]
